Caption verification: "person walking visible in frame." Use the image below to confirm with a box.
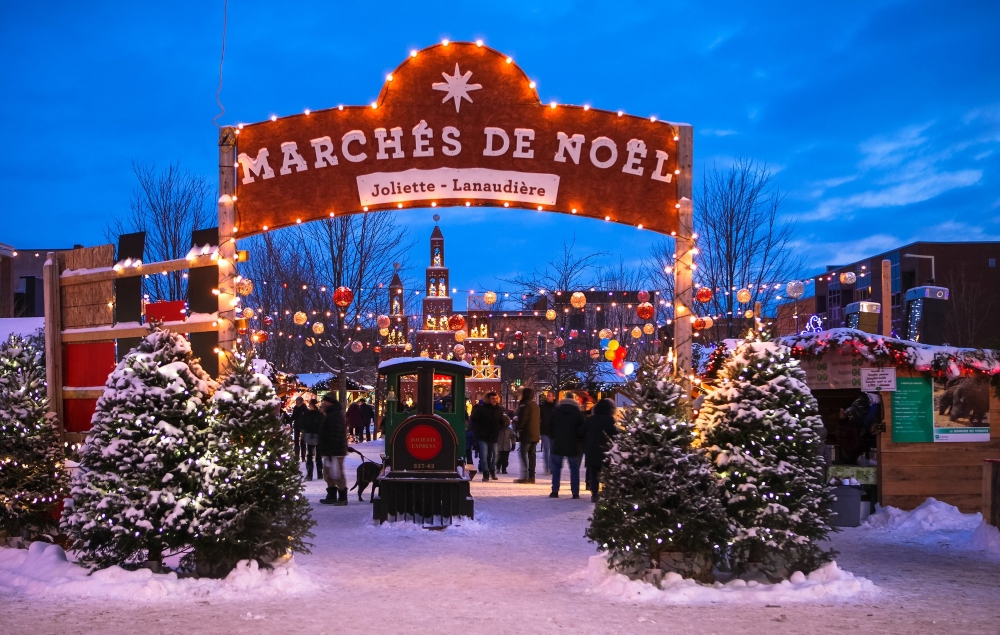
[317,394,349,506]
[359,398,376,442]
[549,391,586,499]
[539,390,556,475]
[290,396,308,461]
[345,399,363,443]
[470,391,504,481]
[496,414,516,475]
[300,399,323,481]
[584,398,618,502]
[513,387,541,484]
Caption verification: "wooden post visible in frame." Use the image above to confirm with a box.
[217,127,238,374]
[42,252,64,439]
[881,258,892,336]
[673,124,694,384]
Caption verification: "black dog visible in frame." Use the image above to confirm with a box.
[348,448,383,503]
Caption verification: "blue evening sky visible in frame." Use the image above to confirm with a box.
[2,1,998,294]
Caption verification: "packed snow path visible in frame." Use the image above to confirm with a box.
[2,442,999,634]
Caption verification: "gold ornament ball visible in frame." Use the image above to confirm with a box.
[404,342,413,351]
[630,326,642,339]
[312,322,325,335]
[376,314,391,329]
[455,329,467,342]
[241,307,255,320]
[703,316,715,329]
[545,309,557,321]
[236,278,254,297]
[379,327,389,336]
[570,291,587,309]
[305,337,315,347]
[839,271,857,285]
[420,349,430,358]
[453,344,466,357]
[642,323,655,335]
[589,349,600,359]
[484,291,497,305]
[599,328,613,340]
[507,352,515,360]
[737,288,751,304]
[293,311,308,326]
[744,310,754,319]
[351,341,364,353]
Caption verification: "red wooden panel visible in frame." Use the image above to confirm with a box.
[145,300,186,323]
[62,342,116,387]
[64,398,98,433]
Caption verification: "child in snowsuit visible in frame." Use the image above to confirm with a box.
[496,414,517,475]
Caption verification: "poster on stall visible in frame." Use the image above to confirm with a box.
[892,376,934,443]
[932,375,991,442]
[800,355,867,389]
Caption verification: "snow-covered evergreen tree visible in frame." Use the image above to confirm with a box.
[192,351,313,575]
[697,340,835,578]
[586,358,729,584]
[62,329,220,570]
[0,333,68,539]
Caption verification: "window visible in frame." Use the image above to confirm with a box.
[990,258,996,268]
[432,374,455,413]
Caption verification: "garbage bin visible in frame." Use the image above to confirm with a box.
[831,485,863,527]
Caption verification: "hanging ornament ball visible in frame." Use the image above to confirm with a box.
[495,341,505,350]
[373,346,381,353]
[305,337,315,347]
[570,291,587,309]
[420,349,430,358]
[786,280,805,299]
[696,287,714,303]
[238,326,248,336]
[253,331,269,343]
[545,309,557,321]
[744,309,755,319]
[737,288,752,304]
[241,307,255,320]
[514,330,524,340]
[236,278,254,297]
[293,311,308,326]
[483,291,497,305]
[448,314,466,331]
[605,349,616,361]
[839,272,857,285]
[599,328,614,340]
[607,339,620,351]
[693,317,706,330]
[455,329,467,342]
[376,314,391,329]
[630,326,642,339]
[312,322,325,335]
[263,315,274,327]
[333,286,354,307]
[636,302,655,321]
[643,323,655,335]
[569,329,579,338]
[652,339,662,348]
[590,349,600,359]
[453,344,466,357]
[637,290,650,303]
[554,337,565,348]
[464,353,473,363]
[379,327,390,337]
[507,352,515,360]
[404,342,413,351]
[703,316,715,329]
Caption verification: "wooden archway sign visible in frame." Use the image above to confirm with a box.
[216,41,694,377]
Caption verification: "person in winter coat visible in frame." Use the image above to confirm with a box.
[538,390,557,475]
[469,391,504,481]
[299,400,323,481]
[514,387,541,483]
[345,400,363,443]
[290,396,308,461]
[359,398,376,442]
[496,415,517,475]
[549,391,586,499]
[584,398,618,502]
[317,394,349,505]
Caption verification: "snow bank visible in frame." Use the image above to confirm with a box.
[864,498,982,533]
[366,511,491,534]
[0,542,317,600]
[583,556,876,604]
[968,521,1000,554]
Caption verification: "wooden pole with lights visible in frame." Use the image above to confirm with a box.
[881,258,892,336]
[673,124,694,384]
[217,127,238,373]
[42,251,64,438]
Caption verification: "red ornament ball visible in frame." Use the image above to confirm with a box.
[636,302,654,320]
[696,287,713,303]
[333,286,354,308]
[637,290,650,303]
[448,314,466,331]
[263,316,274,327]
[569,329,579,338]
[514,331,523,340]
[693,317,707,330]
[252,331,269,343]
[496,341,506,350]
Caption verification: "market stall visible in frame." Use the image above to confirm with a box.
[782,328,1000,513]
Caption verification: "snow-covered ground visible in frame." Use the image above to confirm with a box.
[2,444,999,634]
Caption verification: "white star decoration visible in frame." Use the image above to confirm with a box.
[432,63,482,113]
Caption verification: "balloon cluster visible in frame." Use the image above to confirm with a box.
[598,335,635,376]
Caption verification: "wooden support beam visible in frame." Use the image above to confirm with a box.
[217,127,238,375]
[59,252,220,287]
[62,387,105,399]
[43,252,64,438]
[673,123,694,383]
[881,258,892,336]
[61,316,220,343]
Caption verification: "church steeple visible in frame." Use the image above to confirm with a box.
[422,215,452,331]
[389,262,404,317]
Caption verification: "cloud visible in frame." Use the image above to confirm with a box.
[701,128,738,137]
[797,233,903,269]
[857,123,933,169]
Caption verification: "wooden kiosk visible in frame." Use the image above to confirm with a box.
[784,328,1000,514]
[374,357,475,524]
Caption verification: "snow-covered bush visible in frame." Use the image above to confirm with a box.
[587,358,728,584]
[697,340,835,579]
[0,333,67,539]
[62,329,221,570]
[192,351,313,576]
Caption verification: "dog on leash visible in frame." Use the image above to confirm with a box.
[348,448,383,503]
